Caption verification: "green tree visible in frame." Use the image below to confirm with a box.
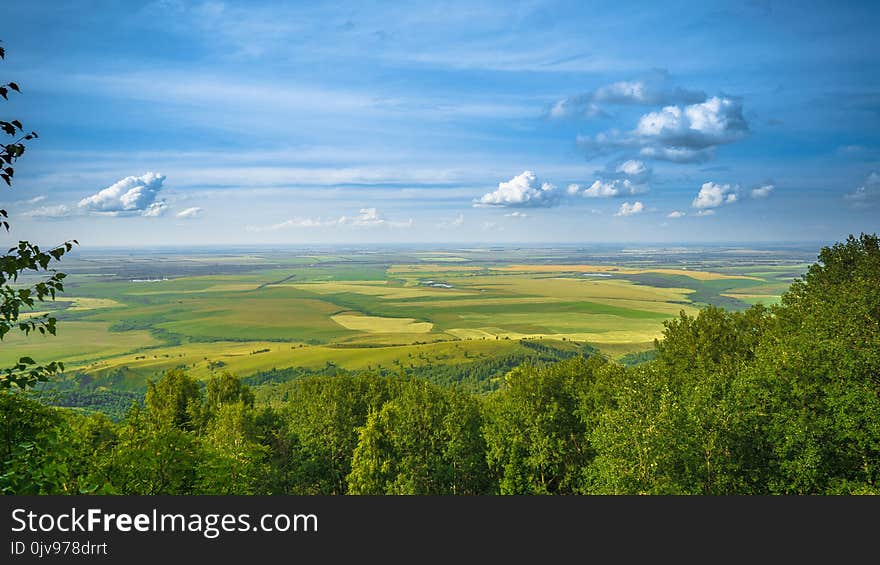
[284,373,401,494]
[252,406,305,495]
[205,371,255,411]
[197,402,268,495]
[654,305,770,376]
[483,356,605,494]
[0,392,71,493]
[0,41,76,389]
[144,368,202,430]
[348,380,490,495]
[589,306,776,494]
[751,233,880,493]
[102,403,199,494]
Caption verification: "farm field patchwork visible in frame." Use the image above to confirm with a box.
[11,245,813,391]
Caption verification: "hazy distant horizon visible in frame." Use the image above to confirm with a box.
[66,239,834,248]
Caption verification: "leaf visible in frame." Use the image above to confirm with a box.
[8,82,20,93]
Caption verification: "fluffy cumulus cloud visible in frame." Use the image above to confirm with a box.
[142,201,168,217]
[78,172,167,216]
[845,172,880,207]
[474,171,559,208]
[176,206,203,219]
[550,70,705,119]
[750,184,775,199]
[505,211,528,218]
[635,97,749,161]
[578,179,643,198]
[692,181,740,209]
[667,210,686,218]
[568,159,652,199]
[579,96,749,163]
[636,97,747,146]
[615,201,644,217]
[247,208,412,232]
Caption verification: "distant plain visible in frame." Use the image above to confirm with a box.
[6,245,813,389]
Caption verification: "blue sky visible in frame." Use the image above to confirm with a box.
[2,0,879,246]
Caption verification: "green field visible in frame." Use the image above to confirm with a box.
[7,246,811,390]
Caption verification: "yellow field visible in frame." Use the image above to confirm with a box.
[332,313,434,333]
[0,321,159,366]
[447,327,664,343]
[77,339,520,381]
[493,264,761,281]
[285,281,475,299]
[437,275,697,314]
[589,341,658,358]
[61,297,126,311]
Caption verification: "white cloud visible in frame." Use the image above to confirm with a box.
[78,172,167,216]
[695,209,716,216]
[20,195,47,205]
[616,159,648,178]
[844,172,880,207]
[22,204,73,218]
[636,97,748,149]
[474,171,559,208]
[505,211,528,218]
[692,181,740,209]
[176,206,204,219]
[567,159,652,199]
[667,210,686,218]
[580,179,646,198]
[549,70,705,119]
[750,184,774,199]
[142,201,169,217]
[579,96,749,163]
[615,201,644,217]
[246,208,412,232]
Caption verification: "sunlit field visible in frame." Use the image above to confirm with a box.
[6,245,811,391]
